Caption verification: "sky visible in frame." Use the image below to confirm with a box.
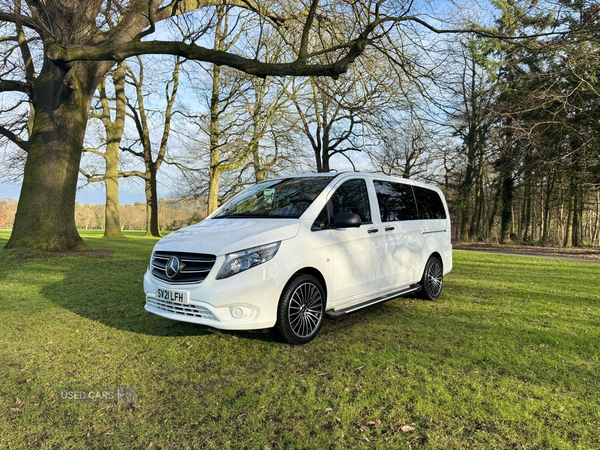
[0,0,495,206]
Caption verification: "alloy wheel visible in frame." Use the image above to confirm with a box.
[288,282,323,338]
[427,260,443,297]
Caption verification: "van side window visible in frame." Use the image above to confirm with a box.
[373,180,419,222]
[413,186,446,220]
[331,179,372,224]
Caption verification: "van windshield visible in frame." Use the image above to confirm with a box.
[213,177,333,219]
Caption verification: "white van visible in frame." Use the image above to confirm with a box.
[144,172,452,344]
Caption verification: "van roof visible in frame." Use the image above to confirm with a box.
[275,172,440,191]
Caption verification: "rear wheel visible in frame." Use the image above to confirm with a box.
[276,274,325,345]
[418,256,443,300]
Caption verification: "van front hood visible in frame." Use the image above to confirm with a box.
[153,218,301,256]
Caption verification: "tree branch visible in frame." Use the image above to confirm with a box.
[79,168,105,183]
[83,146,108,158]
[47,40,361,78]
[0,79,31,96]
[14,0,35,83]
[297,0,319,61]
[0,11,41,31]
[119,170,148,179]
[0,125,28,150]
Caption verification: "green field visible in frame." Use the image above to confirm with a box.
[0,230,599,449]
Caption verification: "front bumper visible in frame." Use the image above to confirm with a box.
[143,258,287,330]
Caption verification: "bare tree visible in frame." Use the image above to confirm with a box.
[119,56,181,236]
[4,0,459,251]
[79,61,127,238]
[288,74,368,172]
[370,117,435,179]
[443,37,495,241]
[246,77,291,182]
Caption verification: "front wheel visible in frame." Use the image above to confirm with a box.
[276,274,325,345]
[418,256,443,300]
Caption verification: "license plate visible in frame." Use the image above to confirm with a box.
[155,288,189,304]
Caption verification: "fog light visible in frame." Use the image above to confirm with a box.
[232,307,244,319]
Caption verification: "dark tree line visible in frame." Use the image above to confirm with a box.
[443,0,600,247]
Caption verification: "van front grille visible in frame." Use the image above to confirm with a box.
[146,297,219,321]
[151,251,216,284]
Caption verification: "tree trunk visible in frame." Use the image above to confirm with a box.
[103,153,123,238]
[314,146,323,172]
[541,172,554,245]
[207,59,221,215]
[321,152,330,172]
[572,184,581,247]
[320,129,331,172]
[523,174,532,243]
[460,147,476,241]
[252,144,267,182]
[500,175,514,244]
[593,191,600,246]
[487,181,502,239]
[564,186,574,248]
[475,182,485,239]
[103,62,126,238]
[145,167,160,237]
[6,63,94,251]
[255,170,267,182]
[468,162,484,239]
[207,169,221,215]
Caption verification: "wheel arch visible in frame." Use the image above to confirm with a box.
[283,267,328,303]
[429,251,443,269]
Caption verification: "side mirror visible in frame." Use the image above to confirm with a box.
[332,212,361,229]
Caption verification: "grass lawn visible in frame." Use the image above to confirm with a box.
[0,229,599,449]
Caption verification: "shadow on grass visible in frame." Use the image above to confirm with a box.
[37,257,400,343]
[1,235,394,343]
[39,262,277,342]
[0,237,269,341]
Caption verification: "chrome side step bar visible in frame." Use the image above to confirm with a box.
[325,284,422,319]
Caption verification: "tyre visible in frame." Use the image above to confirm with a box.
[418,256,443,301]
[276,274,325,345]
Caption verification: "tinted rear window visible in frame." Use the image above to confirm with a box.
[413,186,446,220]
[373,180,418,222]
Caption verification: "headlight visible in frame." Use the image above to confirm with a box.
[216,242,281,279]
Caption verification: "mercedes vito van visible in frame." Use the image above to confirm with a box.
[144,172,452,344]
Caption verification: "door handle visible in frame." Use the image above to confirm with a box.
[385,226,395,231]
[367,228,379,234]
